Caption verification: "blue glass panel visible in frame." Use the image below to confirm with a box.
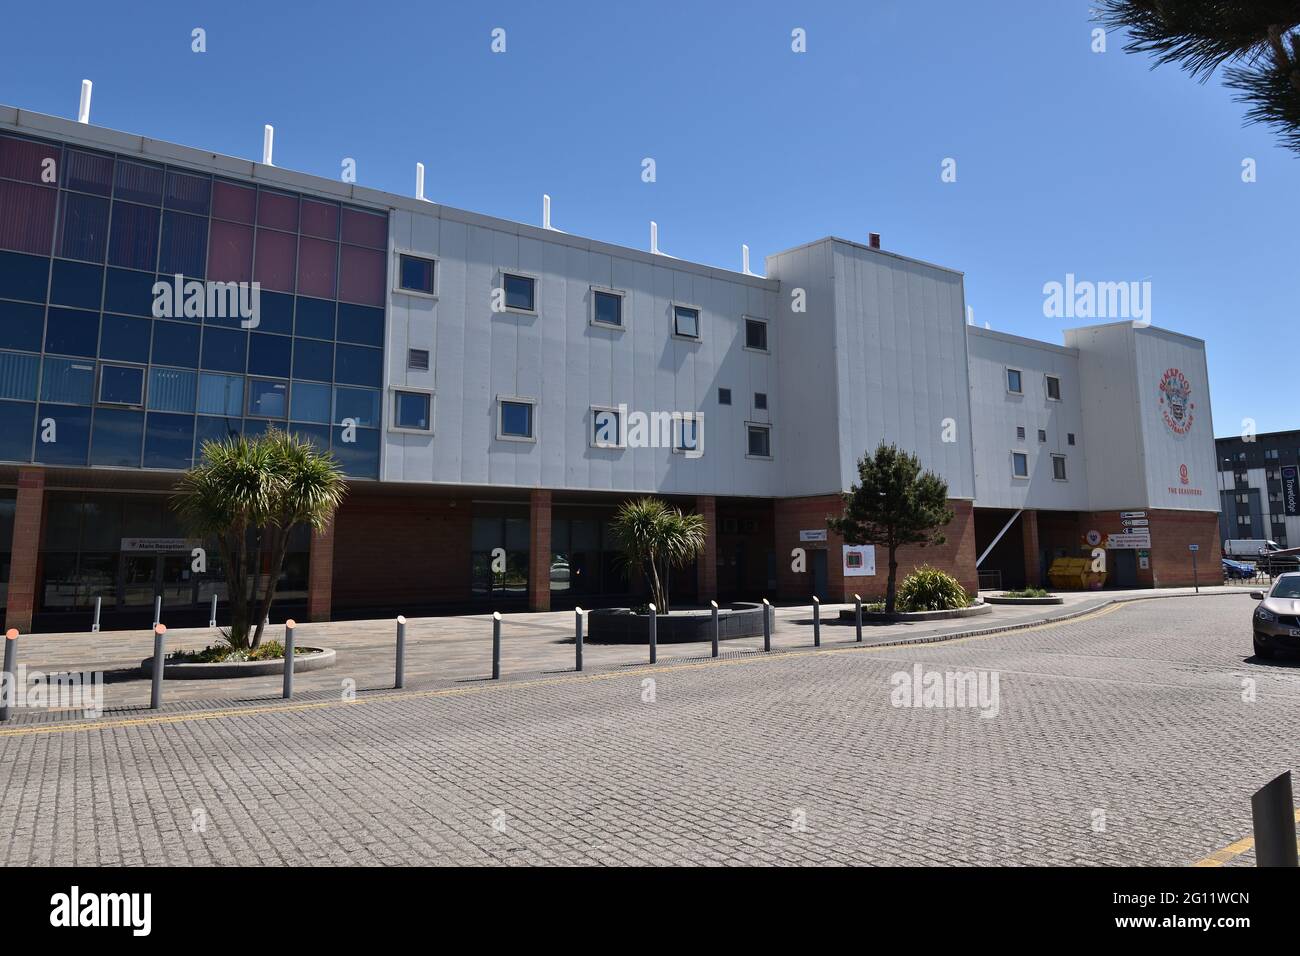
[255,291,293,335]
[0,351,39,400]
[0,400,34,462]
[243,418,279,439]
[158,211,207,278]
[0,251,50,302]
[147,367,197,412]
[294,297,335,339]
[57,193,109,262]
[334,344,382,387]
[248,332,291,377]
[44,308,99,357]
[199,327,246,372]
[40,357,95,403]
[331,425,379,479]
[0,300,45,352]
[103,267,157,316]
[99,365,144,405]
[165,171,211,215]
[290,423,330,454]
[194,415,242,460]
[99,313,151,362]
[151,320,200,368]
[334,386,380,427]
[107,201,159,271]
[336,303,384,347]
[289,381,330,423]
[197,372,244,417]
[64,150,113,196]
[247,378,288,418]
[143,412,194,469]
[89,407,143,466]
[113,160,164,205]
[292,337,333,381]
[34,404,91,464]
[49,259,102,309]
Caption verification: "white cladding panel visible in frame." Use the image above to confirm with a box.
[1065,323,1147,511]
[967,329,1089,510]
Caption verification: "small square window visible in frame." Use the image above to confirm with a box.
[592,407,622,448]
[745,318,768,351]
[498,398,534,440]
[718,388,732,406]
[1052,454,1067,481]
[1067,433,1075,446]
[674,415,701,453]
[398,254,436,295]
[393,390,431,431]
[1037,429,1047,443]
[99,365,144,406]
[1046,375,1061,401]
[1016,426,1025,440]
[247,378,288,418]
[1007,369,1022,394]
[1012,451,1029,478]
[747,424,771,458]
[754,392,767,410]
[673,305,700,339]
[592,290,623,328]
[503,273,536,312]
[408,348,430,371]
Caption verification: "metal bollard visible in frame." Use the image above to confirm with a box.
[208,593,218,629]
[648,603,658,664]
[574,607,584,673]
[150,624,167,710]
[282,619,296,699]
[762,599,771,652]
[92,595,101,633]
[710,600,719,658]
[855,593,863,643]
[813,596,821,647]
[491,611,501,680]
[1252,771,1298,867]
[153,594,162,629]
[395,615,406,689]
[0,629,18,721]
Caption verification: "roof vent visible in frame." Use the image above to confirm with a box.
[868,233,881,249]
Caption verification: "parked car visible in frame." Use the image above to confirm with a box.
[1250,572,1300,659]
[1223,557,1256,581]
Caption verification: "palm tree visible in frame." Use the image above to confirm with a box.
[610,497,707,613]
[172,428,347,649]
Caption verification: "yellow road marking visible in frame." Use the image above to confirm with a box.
[0,601,1128,738]
[1193,810,1300,867]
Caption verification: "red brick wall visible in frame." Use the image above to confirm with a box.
[307,519,335,622]
[5,468,44,633]
[528,490,552,611]
[1080,508,1221,588]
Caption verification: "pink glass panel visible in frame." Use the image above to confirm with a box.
[338,245,385,306]
[0,180,57,254]
[212,180,256,223]
[257,190,299,232]
[300,200,339,240]
[0,135,59,184]
[207,220,254,283]
[253,227,296,293]
[341,207,386,249]
[296,237,337,299]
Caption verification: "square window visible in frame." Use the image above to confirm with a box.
[393,390,432,431]
[1046,375,1061,401]
[197,372,243,417]
[592,407,622,448]
[498,399,534,440]
[90,407,144,467]
[719,388,731,406]
[673,305,700,339]
[246,378,288,418]
[1037,429,1047,443]
[745,318,768,351]
[148,367,197,413]
[754,392,767,410]
[592,290,623,327]
[408,348,430,371]
[747,424,771,458]
[1007,369,1022,394]
[398,254,435,295]
[1012,451,1029,478]
[289,381,331,423]
[99,365,144,405]
[1052,455,1067,481]
[40,357,94,403]
[503,273,536,312]
[0,351,39,401]
[334,387,380,427]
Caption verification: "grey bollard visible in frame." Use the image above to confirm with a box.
[150,624,167,710]
[92,595,101,633]
[762,599,771,652]
[855,593,863,643]
[710,600,719,658]
[0,629,18,721]
[648,603,658,664]
[491,611,501,680]
[813,596,821,647]
[282,620,296,699]
[153,594,162,629]
[574,607,584,672]
[209,593,218,628]
[395,615,406,689]
[1252,771,1299,867]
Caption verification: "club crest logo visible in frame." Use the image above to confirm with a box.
[1158,368,1194,435]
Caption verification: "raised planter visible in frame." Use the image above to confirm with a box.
[587,604,765,644]
[983,595,1064,606]
[140,647,336,679]
[839,601,992,624]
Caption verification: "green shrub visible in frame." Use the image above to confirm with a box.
[1001,587,1051,599]
[895,565,970,612]
[168,640,309,664]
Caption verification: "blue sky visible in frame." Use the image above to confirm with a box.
[1,0,1294,437]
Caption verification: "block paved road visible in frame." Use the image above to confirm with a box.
[1,591,1293,866]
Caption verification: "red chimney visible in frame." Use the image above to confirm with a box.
[868,233,881,249]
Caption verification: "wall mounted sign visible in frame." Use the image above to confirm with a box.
[799,530,828,543]
[1283,465,1300,517]
[842,545,876,577]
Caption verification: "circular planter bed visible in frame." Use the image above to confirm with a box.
[587,604,765,644]
[839,601,992,624]
[983,595,1064,606]
[140,647,336,680]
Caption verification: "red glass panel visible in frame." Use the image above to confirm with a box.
[338,245,385,305]
[257,190,298,232]
[253,228,296,293]
[0,180,57,254]
[341,207,386,249]
[300,200,339,240]
[212,180,256,223]
[0,135,59,184]
[207,220,254,283]
[296,237,337,299]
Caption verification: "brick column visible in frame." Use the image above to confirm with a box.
[6,468,45,633]
[528,489,552,611]
[1021,510,1041,588]
[696,496,717,601]
[307,518,335,623]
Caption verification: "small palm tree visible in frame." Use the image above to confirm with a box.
[611,497,707,613]
[172,428,347,649]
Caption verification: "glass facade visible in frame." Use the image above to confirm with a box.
[0,132,388,478]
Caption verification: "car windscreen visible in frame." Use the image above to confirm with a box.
[1272,578,1300,599]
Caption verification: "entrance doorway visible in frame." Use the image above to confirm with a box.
[811,549,830,600]
[117,551,201,609]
